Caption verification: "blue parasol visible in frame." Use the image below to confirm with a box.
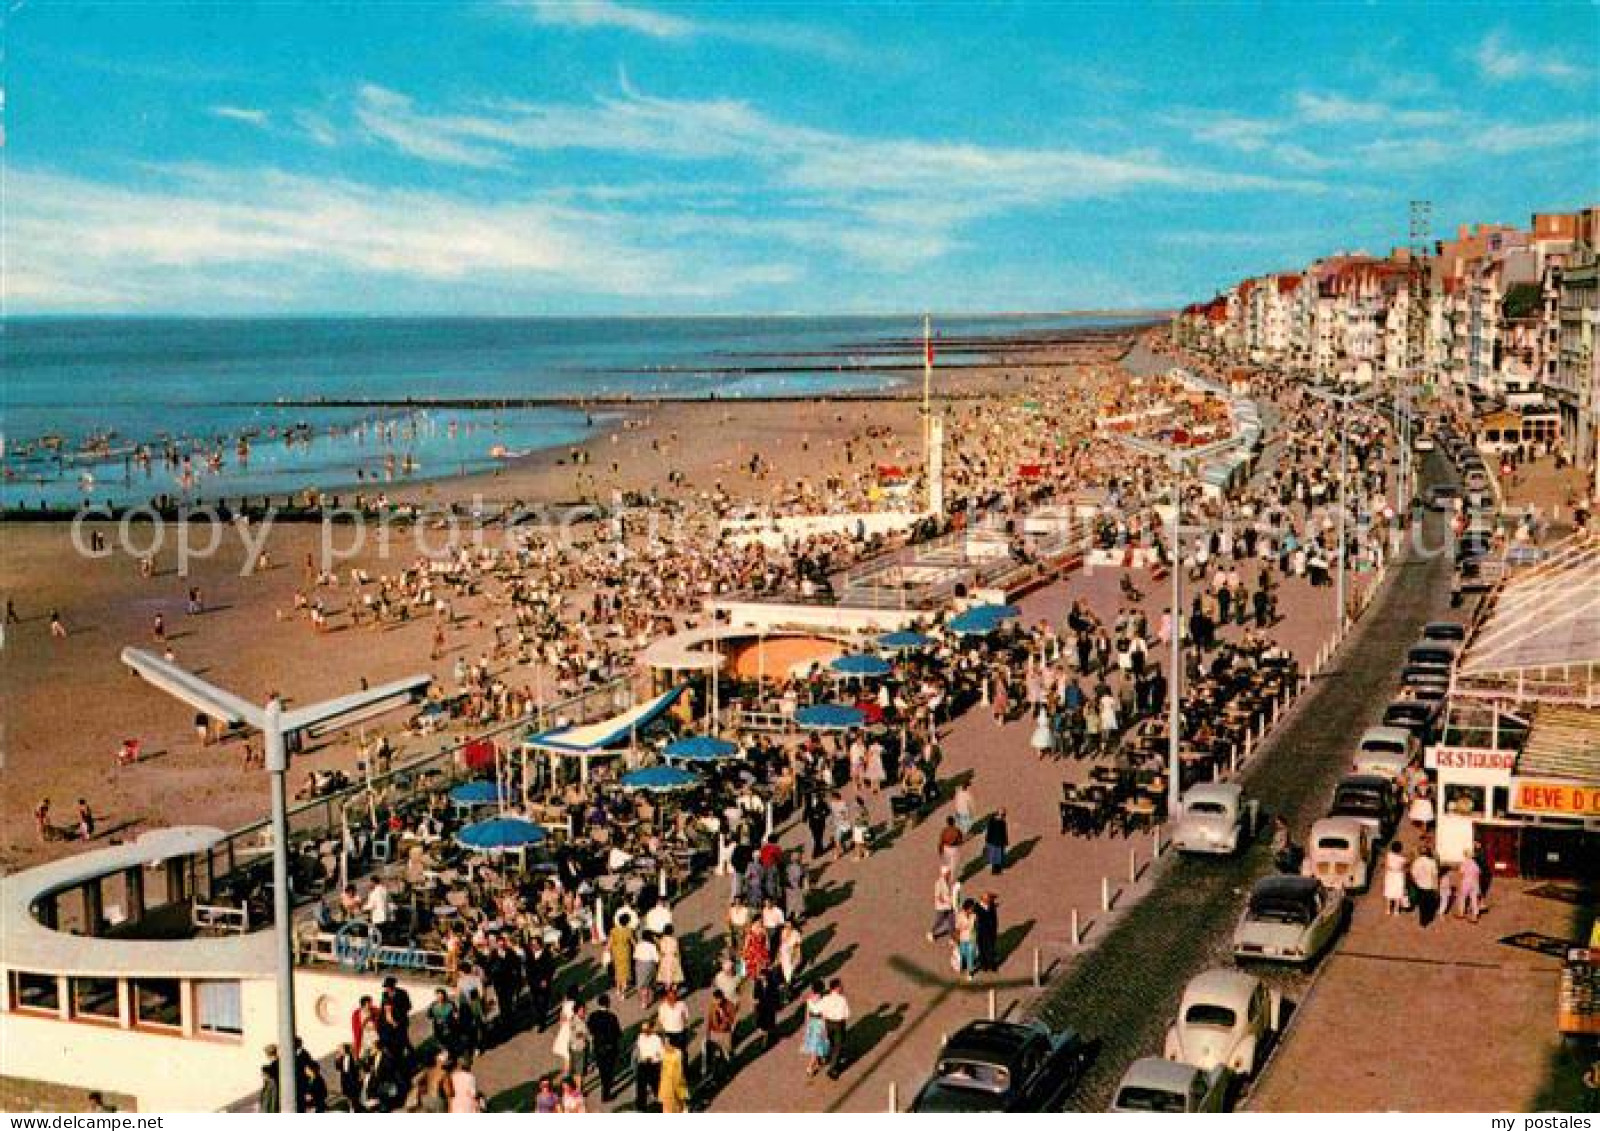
[663,734,739,764]
[878,630,934,651]
[830,654,892,678]
[794,703,867,730]
[449,780,505,806]
[456,816,547,852]
[620,765,700,792]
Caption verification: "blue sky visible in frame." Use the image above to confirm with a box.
[5,1,1597,314]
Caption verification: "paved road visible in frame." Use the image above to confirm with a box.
[1032,451,1455,1110]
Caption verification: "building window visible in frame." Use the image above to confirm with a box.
[195,980,243,1038]
[132,978,182,1030]
[1444,784,1485,818]
[10,971,60,1014]
[70,977,120,1022]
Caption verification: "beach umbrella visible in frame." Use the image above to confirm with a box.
[829,654,892,678]
[663,734,739,764]
[456,816,547,853]
[877,630,934,651]
[449,780,505,806]
[621,765,700,793]
[977,604,1021,620]
[948,609,1003,637]
[794,704,867,731]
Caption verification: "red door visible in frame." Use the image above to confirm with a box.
[1475,822,1520,879]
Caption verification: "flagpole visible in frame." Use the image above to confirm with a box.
[923,314,933,511]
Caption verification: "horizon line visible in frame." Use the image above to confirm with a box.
[5,307,1176,321]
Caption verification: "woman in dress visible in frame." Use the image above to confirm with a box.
[447,1054,482,1113]
[657,1041,690,1113]
[608,911,636,995]
[777,921,804,988]
[655,925,686,995]
[633,932,660,1008]
[532,1078,559,1114]
[741,919,771,983]
[800,986,831,1079]
[1408,781,1436,835]
[559,1076,587,1113]
[1383,841,1409,916]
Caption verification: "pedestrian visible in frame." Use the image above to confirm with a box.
[633,932,659,1008]
[588,994,623,1103]
[608,909,636,995]
[633,1019,664,1112]
[754,966,783,1051]
[778,920,804,987]
[953,782,975,836]
[938,816,962,873]
[1383,841,1408,915]
[703,988,738,1082]
[1410,848,1440,928]
[851,796,872,860]
[34,798,51,843]
[819,978,850,1079]
[658,1039,690,1113]
[1454,848,1483,922]
[50,609,67,639]
[984,808,1010,875]
[76,798,96,841]
[800,984,830,1079]
[975,892,1000,972]
[954,900,979,980]
[927,866,957,941]
[559,1076,586,1114]
[657,985,690,1051]
[655,924,685,996]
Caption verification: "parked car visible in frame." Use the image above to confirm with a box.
[1171,783,1258,856]
[1426,484,1460,511]
[1421,621,1467,644]
[1352,725,1419,781]
[1328,773,1400,838]
[1232,875,1347,965]
[1163,968,1282,1077]
[909,1020,1093,1112]
[1303,816,1374,891]
[1109,1058,1230,1113]
[1382,698,1440,744]
[1406,641,1459,674]
[1414,435,1436,452]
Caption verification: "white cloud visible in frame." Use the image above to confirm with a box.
[209,104,270,126]
[1292,91,1451,128]
[1473,31,1590,86]
[516,0,693,39]
[510,0,861,61]
[4,165,799,310]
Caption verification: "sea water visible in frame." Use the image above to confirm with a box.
[2,313,1137,510]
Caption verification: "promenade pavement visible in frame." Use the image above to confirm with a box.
[460,510,1360,1111]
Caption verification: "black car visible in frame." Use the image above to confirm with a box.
[1329,773,1400,838]
[909,1020,1092,1112]
[1421,621,1467,644]
[1427,484,1460,511]
[1382,698,1440,743]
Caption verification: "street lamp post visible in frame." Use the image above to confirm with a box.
[1305,385,1376,634]
[121,648,431,1113]
[1114,433,1245,821]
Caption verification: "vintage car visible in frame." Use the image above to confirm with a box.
[1328,772,1400,838]
[1109,1058,1230,1113]
[1170,783,1258,856]
[1302,816,1374,891]
[1381,698,1440,744]
[1352,725,1418,782]
[909,1020,1093,1112]
[1163,968,1282,1078]
[1406,641,1459,674]
[1233,874,1347,965]
[1421,621,1467,644]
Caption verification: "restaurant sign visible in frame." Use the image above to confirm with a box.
[1509,779,1600,819]
[1427,747,1517,773]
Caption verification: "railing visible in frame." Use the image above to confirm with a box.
[191,902,250,935]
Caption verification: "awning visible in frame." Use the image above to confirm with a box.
[526,686,685,755]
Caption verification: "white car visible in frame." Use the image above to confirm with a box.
[1109,1057,1230,1113]
[1163,968,1282,1078]
[1170,783,1257,856]
[1352,725,1418,782]
[1233,875,1347,965]
[1303,816,1374,892]
[1414,435,1437,452]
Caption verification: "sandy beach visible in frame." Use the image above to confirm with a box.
[0,334,1139,871]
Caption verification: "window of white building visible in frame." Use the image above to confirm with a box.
[195,980,243,1038]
